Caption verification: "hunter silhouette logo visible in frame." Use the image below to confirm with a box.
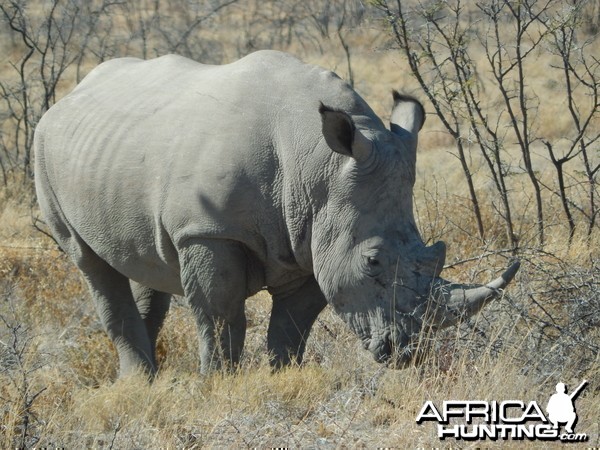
[547,380,588,435]
[416,380,589,442]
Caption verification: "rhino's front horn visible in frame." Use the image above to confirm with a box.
[432,261,521,328]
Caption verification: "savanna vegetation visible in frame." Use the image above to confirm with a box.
[1,0,598,447]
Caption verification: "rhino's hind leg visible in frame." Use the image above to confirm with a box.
[267,276,327,368]
[179,239,248,374]
[34,177,155,377]
[78,254,156,377]
[130,281,171,366]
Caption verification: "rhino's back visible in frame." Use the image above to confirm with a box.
[35,51,371,292]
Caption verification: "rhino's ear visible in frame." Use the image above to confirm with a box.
[319,102,372,162]
[390,91,425,156]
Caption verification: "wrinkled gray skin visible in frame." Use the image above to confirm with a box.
[34,51,519,376]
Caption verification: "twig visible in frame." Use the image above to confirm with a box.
[443,248,516,269]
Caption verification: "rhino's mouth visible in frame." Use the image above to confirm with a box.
[364,329,416,368]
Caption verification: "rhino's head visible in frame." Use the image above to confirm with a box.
[313,91,520,367]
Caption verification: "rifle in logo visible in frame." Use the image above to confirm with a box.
[546,379,588,434]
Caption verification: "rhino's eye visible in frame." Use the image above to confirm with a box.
[367,256,380,267]
[364,255,384,277]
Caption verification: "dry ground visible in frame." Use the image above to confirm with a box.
[1,3,599,448]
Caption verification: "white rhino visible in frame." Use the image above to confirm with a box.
[34,50,519,376]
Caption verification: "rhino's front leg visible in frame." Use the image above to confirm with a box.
[179,239,248,374]
[267,276,327,368]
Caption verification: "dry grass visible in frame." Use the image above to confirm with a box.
[1,2,599,448]
[1,166,598,448]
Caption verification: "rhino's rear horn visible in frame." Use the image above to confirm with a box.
[416,241,446,278]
